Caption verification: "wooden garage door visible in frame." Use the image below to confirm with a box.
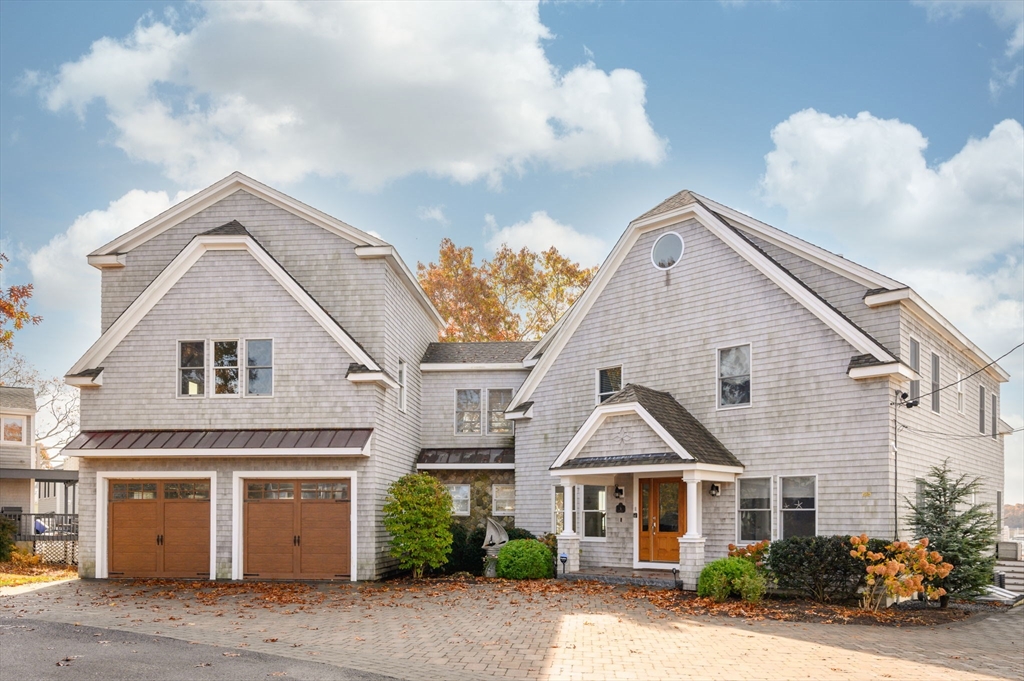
[108,480,210,578]
[244,479,350,580]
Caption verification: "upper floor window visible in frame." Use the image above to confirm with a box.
[909,338,920,401]
[651,232,684,270]
[246,340,273,396]
[455,389,482,434]
[396,360,407,413]
[487,389,513,434]
[213,340,240,396]
[179,341,205,397]
[718,344,751,408]
[956,372,964,413]
[979,385,986,434]
[2,416,25,444]
[930,353,940,413]
[991,394,998,439]
[597,366,621,404]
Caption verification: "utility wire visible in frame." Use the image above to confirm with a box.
[902,426,1023,440]
[908,341,1023,403]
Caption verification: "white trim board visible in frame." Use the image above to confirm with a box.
[420,363,527,372]
[69,447,370,458]
[512,202,896,410]
[555,462,742,482]
[94,471,218,580]
[416,463,515,470]
[230,470,358,581]
[67,234,380,378]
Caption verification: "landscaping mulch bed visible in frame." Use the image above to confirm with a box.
[0,562,78,588]
[624,587,1004,626]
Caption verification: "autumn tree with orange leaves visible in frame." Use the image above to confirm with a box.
[0,253,41,350]
[418,239,597,342]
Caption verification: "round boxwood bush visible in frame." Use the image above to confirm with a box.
[496,539,553,579]
[462,526,536,576]
[697,557,756,601]
[766,535,886,603]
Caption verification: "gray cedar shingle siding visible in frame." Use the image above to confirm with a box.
[421,342,536,364]
[0,386,36,412]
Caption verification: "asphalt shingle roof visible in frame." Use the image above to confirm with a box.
[0,386,36,412]
[421,342,536,365]
[634,190,699,222]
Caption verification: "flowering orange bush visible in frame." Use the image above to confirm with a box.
[849,534,953,611]
[727,540,770,573]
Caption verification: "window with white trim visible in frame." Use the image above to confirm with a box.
[246,339,273,396]
[780,476,816,539]
[1,416,26,444]
[738,478,771,542]
[397,360,407,413]
[991,394,998,439]
[446,484,470,516]
[455,389,482,434]
[909,338,920,401]
[487,389,513,434]
[553,486,575,534]
[597,366,621,404]
[213,340,240,396]
[930,353,940,413]
[178,341,205,397]
[718,344,750,407]
[956,372,964,413]
[979,385,986,434]
[492,484,515,515]
[583,485,607,538]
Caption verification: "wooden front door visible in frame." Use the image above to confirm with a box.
[243,479,351,580]
[108,480,211,578]
[638,478,686,563]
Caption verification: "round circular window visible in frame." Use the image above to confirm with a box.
[651,232,684,270]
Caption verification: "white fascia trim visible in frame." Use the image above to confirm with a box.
[420,363,527,372]
[231,470,358,581]
[86,254,126,269]
[354,245,444,329]
[0,407,37,417]
[95,470,217,580]
[347,371,398,389]
[849,363,919,381]
[695,194,904,291]
[416,463,516,470]
[91,172,385,259]
[65,373,103,388]
[68,234,378,376]
[864,288,1009,382]
[552,462,743,479]
[550,402,694,470]
[69,447,369,458]
[998,419,1014,435]
[509,203,895,410]
[504,405,534,421]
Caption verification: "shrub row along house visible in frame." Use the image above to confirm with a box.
[62,173,1010,584]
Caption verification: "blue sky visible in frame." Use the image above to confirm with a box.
[1,1,1022,500]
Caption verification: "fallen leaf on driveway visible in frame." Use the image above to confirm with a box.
[195,663,211,667]
[222,652,240,657]
[263,638,278,643]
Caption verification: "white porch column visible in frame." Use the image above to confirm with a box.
[684,479,701,538]
[679,478,705,590]
[556,480,580,574]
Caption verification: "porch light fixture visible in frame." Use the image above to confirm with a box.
[614,486,625,499]
[709,483,721,497]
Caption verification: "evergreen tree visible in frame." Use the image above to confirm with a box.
[906,461,997,605]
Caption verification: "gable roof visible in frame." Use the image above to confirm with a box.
[0,386,36,412]
[67,225,381,379]
[87,172,443,329]
[421,342,536,365]
[550,383,744,471]
[511,192,899,410]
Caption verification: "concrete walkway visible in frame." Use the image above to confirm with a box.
[2,579,1021,681]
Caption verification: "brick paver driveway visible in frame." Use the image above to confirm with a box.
[2,579,1021,681]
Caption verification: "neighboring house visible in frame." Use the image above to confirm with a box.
[0,386,37,514]
[64,174,1009,584]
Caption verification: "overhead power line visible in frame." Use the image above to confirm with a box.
[909,341,1023,403]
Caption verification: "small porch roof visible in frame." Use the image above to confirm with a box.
[63,428,373,457]
[416,448,514,469]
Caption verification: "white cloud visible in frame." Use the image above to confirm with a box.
[35,2,666,190]
[485,211,608,265]
[417,205,450,227]
[761,108,1024,502]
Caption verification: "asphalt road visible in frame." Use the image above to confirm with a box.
[0,617,398,681]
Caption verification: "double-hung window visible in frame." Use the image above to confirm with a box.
[1,416,25,444]
[455,389,482,434]
[179,341,206,397]
[930,353,940,413]
[909,339,920,401]
[246,340,273,396]
[718,344,751,407]
[597,367,622,403]
[492,484,515,515]
[487,389,513,434]
[738,478,771,542]
[956,372,964,413]
[397,360,407,413]
[979,386,986,434]
[446,484,470,516]
[991,394,998,439]
[583,485,607,538]
[213,341,240,396]
[780,476,816,538]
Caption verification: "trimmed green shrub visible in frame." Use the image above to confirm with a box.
[496,539,553,579]
[462,526,536,576]
[382,474,453,578]
[0,515,15,562]
[766,535,878,603]
[437,522,471,575]
[697,557,756,601]
[734,572,767,604]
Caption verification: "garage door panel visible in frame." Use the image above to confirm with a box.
[245,502,295,578]
[109,501,158,576]
[162,501,210,577]
[299,502,350,578]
